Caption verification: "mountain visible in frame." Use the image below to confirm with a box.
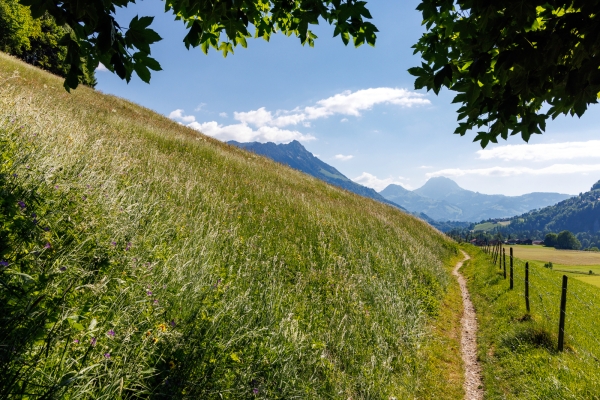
[380,177,572,222]
[228,140,406,210]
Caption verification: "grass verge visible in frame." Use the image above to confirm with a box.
[462,244,600,399]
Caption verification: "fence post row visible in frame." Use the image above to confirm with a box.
[525,262,530,313]
[557,275,568,352]
[510,247,514,290]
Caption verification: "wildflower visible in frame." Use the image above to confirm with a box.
[111,241,117,246]
[31,213,37,218]
[153,299,159,305]
[170,320,176,327]
[59,266,66,272]
[157,324,167,332]
[253,388,259,395]
[168,361,175,369]
[104,353,110,359]
[18,201,26,209]
[153,337,159,344]
[0,261,8,267]
[107,329,115,337]
[147,291,153,296]
[91,337,97,346]
[13,173,17,177]
[43,227,50,232]
[44,243,51,249]
[146,330,152,337]
[125,242,131,251]
[73,339,79,344]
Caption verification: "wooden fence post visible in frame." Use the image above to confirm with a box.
[510,247,514,290]
[503,248,506,279]
[525,262,530,313]
[558,275,568,352]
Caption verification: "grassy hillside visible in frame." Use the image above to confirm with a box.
[0,53,461,398]
[462,245,600,399]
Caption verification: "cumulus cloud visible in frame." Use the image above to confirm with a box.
[427,164,600,178]
[477,140,600,162]
[353,172,411,191]
[186,121,315,143]
[96,63,108,72]
[168,109,196,124]
[334,154,354,161]
[168,87,429,144]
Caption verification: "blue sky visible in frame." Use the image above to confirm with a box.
[96,0,600,196]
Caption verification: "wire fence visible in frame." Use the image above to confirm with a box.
[478,242,600,361]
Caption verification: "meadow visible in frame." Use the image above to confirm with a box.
[0,52,463,399]
[463,245,600,399]
[473,221,511,231]
[511,245,600,287]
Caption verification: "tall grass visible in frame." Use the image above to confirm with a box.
[0,53,459,398]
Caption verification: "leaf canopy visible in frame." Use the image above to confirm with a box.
[18,0,378,91]
[411,0,600,147]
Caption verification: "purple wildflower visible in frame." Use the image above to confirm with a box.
[18,201,26,209]
[91,337,97,346]
[111,241,117,246]
[44,243,51,249]
[104,353,110,359]
[13,173,17,177]
[59,266,66,272]
[125,242,131,251]
[55,185,59,189]
[43,227,50,232]
[107,329,115,337]
[0,261,8,267]
[147,291,153,296]
[253,388,259,395]
[73,339,79,344]
[31,213,37,218]
[153,299,159,305]
[170,320,176,327]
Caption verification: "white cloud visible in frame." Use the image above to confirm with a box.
[477,140,600,162]
[168,109,196,123]
[340,118,348,123]
[96,63,108,72]
[194,103,207,112]
[353,172,411,191]
[427,164,600,178]
[334,154,354,161]
[418,165,433,169]
[186,121,315,143]
[304,88,430,120]
[219,112,228,118]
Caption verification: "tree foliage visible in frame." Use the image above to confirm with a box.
[19,0,378,91]
[0,0,96,86]
[556,230,581,250]
[410,1,600,147]
[544,232,558,248]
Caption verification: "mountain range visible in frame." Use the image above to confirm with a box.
[380,178,572,222]
[228,140,572,226]
[228,140,404,210]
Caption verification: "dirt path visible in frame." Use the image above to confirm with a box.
[453,250,483,400]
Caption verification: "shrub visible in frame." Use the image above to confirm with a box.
[544,233,558,247]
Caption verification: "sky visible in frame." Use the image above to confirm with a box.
[96,0,600,196]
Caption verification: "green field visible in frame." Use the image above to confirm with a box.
[510,245,600,288]
[463,245,600,399]
[0,53,465,398]
[473,220,511,231]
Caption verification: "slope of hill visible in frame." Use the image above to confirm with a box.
[0,53,461,398]
[228,140,406,210]
[380,177,572,222]
[487,180,600,248]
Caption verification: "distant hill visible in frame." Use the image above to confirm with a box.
[228,140,406,211]
[380,177,572,222]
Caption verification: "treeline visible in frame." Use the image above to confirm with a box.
[0,0,95,86]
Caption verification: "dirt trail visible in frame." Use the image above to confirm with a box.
[453,250,483,400]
